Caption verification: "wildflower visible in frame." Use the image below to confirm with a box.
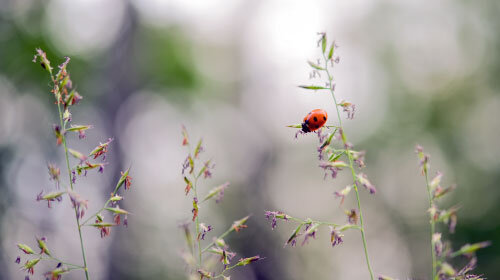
[32,48,52,73]
[89,138,113,160]
[192,197,199,221]
[65,90,82,106]
[62,108,71,122]
[339,100,355,120]
[53,125,63,145]
[208,247,236,266]
[329,226,344,247]
[181,125,189,146]
[434,184,456,200]
[68,148,87,163]
[194,138,204,158]
[356,173,377,194]
[351,150,366,168]
[265,211,289,230]
[92,220,113,238]
[105,206,129,226]
[36,190,64,208]
[68,190,88,220]
[198,223,213,240]
[429,171,442,192]
[433,233,443,257]
[235,256,264,266]
[37,236,51,256]
[121,170,132,190]
[316,128,328,144]
[285,224,303,247]
[44,267,68,280]
[415,145,430,175]
[301,223,319,245]
[47,164,60,188]
[201,160,215,179]
[198,269,213,279]
[334,185,353,205]
[232,215,250,232]
[454,241,491,257]
[202,182,229,203]
[15,256,21,264]
[113,214,121,225]
[184,177,192,195]
[17,244,35,254]
[23,258,40,275]
[67,124,92,139]
[319,161,348,179]
[345,209,358,224]
[182,156,190,175]
[100,226,111,238]
[114,168,132,193]
[221,250,236,268]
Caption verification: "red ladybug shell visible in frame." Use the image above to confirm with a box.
[301,109,327,132]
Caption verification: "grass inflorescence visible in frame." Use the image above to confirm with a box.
[416,145,490,280]
[179,126,263,279]
[15,49,133,280]
[266,33,376,279]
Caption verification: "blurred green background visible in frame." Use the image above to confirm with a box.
[0,0,499,279]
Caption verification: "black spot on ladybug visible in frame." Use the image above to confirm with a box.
[313,116,318,122]
[313,125,318,129]
[323,116,326,121]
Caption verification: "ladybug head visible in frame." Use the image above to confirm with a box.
[301,121,311,133]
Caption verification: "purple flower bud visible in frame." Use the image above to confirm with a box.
[198,223,213,240]
[329,226,344,247]
[78,130,86,139]
[68,190,88,220]
[357,173,376,194]
[181,156,190,175]
[265,211,289,230]
[15,256,21,264]
[339,100,355,120]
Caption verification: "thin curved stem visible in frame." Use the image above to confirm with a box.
[423,168,437,279]
[322,53,375,280]
[193,175,202,267]
[38,255,84,269]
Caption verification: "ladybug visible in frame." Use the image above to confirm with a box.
[301,109,328,133]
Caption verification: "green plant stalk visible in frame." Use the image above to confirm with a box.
[193,175,202,267]
[55,83,90,280]
[322,53,375,280]
[423,167,437,279]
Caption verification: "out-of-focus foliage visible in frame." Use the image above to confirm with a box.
[0,0,499,279]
